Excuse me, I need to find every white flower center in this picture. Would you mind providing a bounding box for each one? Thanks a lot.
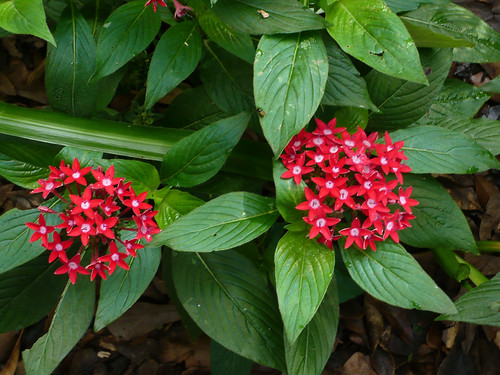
[100,224,107,231]
[332,166,339,173]
[102,178,112,186]
[400,196,407,205]
[111,253,119,261]
[340,189,348,200]
[141,226,148,234]
[330,146,339,154]
[313,137,323,146]
[315,155,324,163]
[363,140,371,148]
[293,141,301,148]
[68,219,74,226]
[117,188,123,195]
[324,129,332,135]
[39,226,47,234]
[69,262,78,270]
[55,243,63,251]
[105,206,110,212]
[292,166,302,175]
[387,145,394,151]
[367,199,377,209]
[352,155,361,164]
[310,199,320,209]
[363,165,371,174]
[351,228,360,236]
[72,171,81,179]
[46,182,54,190]
[380,157,388,165]
[81,224,91,233]
[345,140,355,147]
[316,218,326,228]
[81,201,90,210]
[386,222,394,231]
[132,200,140,208]
[325,181,334,189]
[364,181,372,189]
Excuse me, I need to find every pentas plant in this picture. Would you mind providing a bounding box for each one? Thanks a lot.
[281,118,419,251]
[25,158,160,284]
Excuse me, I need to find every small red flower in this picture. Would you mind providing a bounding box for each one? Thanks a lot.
[145,0,167,12]
[339,218,373,249]
[95,214,118,239]
[123,190,152,216]
[68,215,96,246]
[92,165,122,195]
[281,154,314,185]
[60,158,92,186]
[54,255,90,284]
[296,187,332,220]
[26,214,55,245]
[303,216,341,240]
[46,232,72,263]
[31,179,62,199]
[70,187,103,218]
[99,241,129,275]
[87,260,109,281]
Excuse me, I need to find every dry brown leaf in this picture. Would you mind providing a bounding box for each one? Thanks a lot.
[339,352,377,375]
[442,323,460,349]
[479,192,500,240]
[0,331,21,375]
[364,295,385,352]
[475,175,499,209]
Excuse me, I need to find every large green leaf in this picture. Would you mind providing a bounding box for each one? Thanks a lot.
[383,0,449,13]
[366,48,451,130]
[401,3,500,63]
[97,159,160,194]
[0,206,62,274]
[273,160,306,224]
[150,192,279,251]
[341,241,457,314]
[161,112,250,187]
[210,340,253,375]
[197,8,255,64]
[94,0,160,80]
[275,231,335,344]
[399,174,477,252]
[438,273,500,326]
[154,188,205,228]
[254,32,328,156]
[0,153,48,189]
[325,0,427,84]
[0,255,66,333]
[389,125,500,173]
[200,44,254,114]
[94,245,161,331]
[335,107,369,133]
[435,117,500,155]
[416,79,491,125]
[0,0,55,45]
[23,277,95,375]
[144,21,202,110]
[173,250,286,371]
[160,86,229,130]
[284,280,338,375]
[322,38,377,110]
[208,0,326,35]
[46,6,100,116]
[55,146,103,168]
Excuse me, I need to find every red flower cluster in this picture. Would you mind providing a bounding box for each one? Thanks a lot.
[145,0,192,19]
[281,119,418,251]
[26,159,160,284]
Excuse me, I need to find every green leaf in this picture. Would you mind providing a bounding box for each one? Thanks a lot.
[94,246,161,331]
[208,0,326,35]
[389,125,500,173]
[325,0,427,84]
[210,340,253,375]
[46,6,100,116]
[284,280,338,375]
[173,250,286,371]
[322,38,377,110]
[416,79,491,125]
[435,117,500,155]
[254,32,328,156]
[481,75,500,93]
[335,107,368,133]
[0,0,55,45]
[0,153,49,189]
[0,255,66,333]
[438,273,500,326]
[399,174,477,252]
[366,48,452,130]
[55,146,103,168]
[384,0,452,14]
[94,0,161,80]
[150,192,279,251]
[0,207,62,274]
[275,231,335,344]
[334,253,363,303]
[23,277,95,375]
[144,21,201,110]
[161,112,249,187]
[98,159,160,194]
[273,160,306,224]
[401,3,500,63]
[155,189,205,228]
[0,134,60,167]
[200,44,254,114]
[160,86,229,130]
[198,10,255,64]
[341,241,457,314]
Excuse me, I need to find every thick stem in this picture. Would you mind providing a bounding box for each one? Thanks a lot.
[476,240,500,253]
[454,254,489,286]
[431,248,489,286]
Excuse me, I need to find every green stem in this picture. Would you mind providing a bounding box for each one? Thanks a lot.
[454,254,489,286]
[0,102,272,181]
[476,240,500,253]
